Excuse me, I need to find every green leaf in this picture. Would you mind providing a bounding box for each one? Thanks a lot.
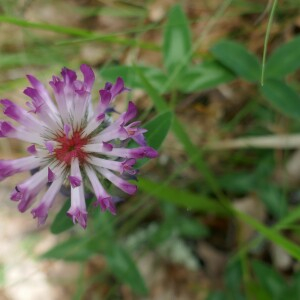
[135,111,172,168]
[220,156,274,194]
[105,245,148,295]
[163,5,192,76]
[246,281,271,300]
[177,217,209,238]
[138,69,223,197]
[50,199,74,234]
[266,36,300,78]
[179,61,235,93]
[138,178,229,215]
[286,272,300,300]
[236,211,300,260]
[206,291,227,300]
[157,203,209,240]
[99,65,167,94]
[41,237,93,261]
[137,69,168,112]
[219,172,257,193]
[225,259,243,293]
[252,260,286,299]
[211,40,261,82]
[149,221,175,246]
[261,79,300,120]
[276,205,300,231]
[258,185,287,219]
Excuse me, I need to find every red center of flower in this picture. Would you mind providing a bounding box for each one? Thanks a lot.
[54,131,89,165]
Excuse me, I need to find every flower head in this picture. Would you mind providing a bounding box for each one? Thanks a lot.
[0,65,158,228]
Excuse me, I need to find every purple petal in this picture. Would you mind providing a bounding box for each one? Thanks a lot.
[16,191,36,213]
[23,87,42,104]
[119,182,137,195]
[31,203,48,226]
[1,99,18,119]
[96,113,105,122]
[49,76,65,93]
[102,142,113,151]
[0,160,15,181]
[73,80,85,92]
[121,158,137,175]
[45,141,54,154]
[111,77,126,99]
[123,101,137,123]
[64,124,71,138]
[26,75,41,88]
[67,207,87,229]
[48,167,55,182]
[132,133,147,146]
[0,121,15,137]
[94,196,116,215]
[0,156,42,181]
[61,67,77,84]
[69,176,82,188]
[99,89,112,106]
[104,82,112,90]
[23,88,46,114]
[26,101,37,113]
[144,147,158,158]
[27,144,37,155]
[10,188,22,201]
[80,64,95,91]
[130,146,158,158]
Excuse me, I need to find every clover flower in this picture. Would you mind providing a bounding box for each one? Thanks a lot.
[0,65,158,228]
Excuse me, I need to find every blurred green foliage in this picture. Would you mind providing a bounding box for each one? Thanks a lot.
[0,1,300,299]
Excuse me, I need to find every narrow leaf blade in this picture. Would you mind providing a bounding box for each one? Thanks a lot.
[138,178,229,215]
[236,211,300,260]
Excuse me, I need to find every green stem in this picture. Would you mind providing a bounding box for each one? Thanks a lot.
[261,0,278,86]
